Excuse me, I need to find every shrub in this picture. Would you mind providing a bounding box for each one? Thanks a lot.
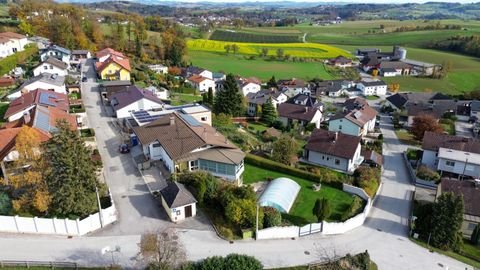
[0,192,12,215]
[341,196,364,221]
[263,206,282,228]
[406,148,419,160]
[416,165,440,182]
[354,167,381,197]
[193,254,262,270]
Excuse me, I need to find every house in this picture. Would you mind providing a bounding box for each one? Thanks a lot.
[405,101,456,127]
[145,86,169,100]
[132,112,245,184]
[183,66,213,80]
[381,68,398,77]
[385,92,451,112]
[99,80,132,101]
[246,89,288,117]
[4,89,69,122]
[0,32,28,58]
[361,150,383,168]
[96,47,126,63]
[287,93,323,110]
[148,64,168,75]
[110,86,164,118]
[212,72,226,82]
[356,80,388,96]
[278,78,310,97]
[470,100,480,120]
[400,58,437,76]
[312,80,355,97]
[437,179,480,238]
[95,55,131,81]
[304,129,363,173]
[160,181,197,222]
[7,73,66,100]
[379,61,411,76]
[186,75,215,93]
[278,103,323,129]
[70,50,91,67]
[33,57,68,77]
[328,56,353,68]
[129,104,212,127]
[11,105,77,134]
[329,98,377,137]
[39,45,71,66]
[237,77,261,97]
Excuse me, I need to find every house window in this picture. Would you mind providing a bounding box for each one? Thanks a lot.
[446,160,455,167]
[468,223,477,230]
[49,65,53,69]
[152,142,161,148]
[190,160,199,171]
[43,65,48,70]
[322,156,325,160]
[201,116,208,121]
[335,159,340,165]
[326,157,330,161]
[176,210,181,216]
[339,125,342,130]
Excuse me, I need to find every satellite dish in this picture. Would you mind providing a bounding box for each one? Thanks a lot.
[101,246,111,255]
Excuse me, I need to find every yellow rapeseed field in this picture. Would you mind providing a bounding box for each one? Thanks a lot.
[187,39,351,59]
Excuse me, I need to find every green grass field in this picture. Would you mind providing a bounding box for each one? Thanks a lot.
[187,51,334,80]
[243,164,356,225]
[0,4,8,17]
[170,93,202,106]
[210,29,301,43]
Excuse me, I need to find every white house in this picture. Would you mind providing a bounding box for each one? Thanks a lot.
[33,57,68,76]
[381,68,399,77]
[328,99,377,137]
[238,77,261,97]
[356,80,387,96]
[304,129,363,174]
[70,50,91,67]
[145,86,169,100]
[0,32,28,58]
[246,89,288,117]
[278,79,310,98]
[110,86,165,118]
[39,45,71,66]
[184,66,213,80]
[129,104,212,127]
[132,112,246,184]
[160,182,197,222]
[7,73,66,100]
[148,64,168,75]
[186,75,216,93]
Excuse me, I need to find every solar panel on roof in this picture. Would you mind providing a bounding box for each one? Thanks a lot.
[179,113,201,127]
[39,93,57,106]
[34,109,51,132]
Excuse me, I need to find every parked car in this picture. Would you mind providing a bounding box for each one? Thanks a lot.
[82,76,87,82]
[119,144,130,154]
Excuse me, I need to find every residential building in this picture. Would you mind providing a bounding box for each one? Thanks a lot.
[328,56,353,68]
[0,32,28,58]
[437,179,480,238]
[110,86,164,118]
[148,64,168,75]
[160,182,197,222]
[278,103,323,129]
[385,92,451,111]
[145,86,169,100]
[95,55,131,81]
[379,61,412,76]
[7,73,66,100]
[470,100,480,120]
[212,72,226,82]
[96,47,126,63]
[4,89,69,122]
[237,77,261,97]
[183,66,213,80]
[421,132,480,179]
[304,129,363,173]
[405,100,456,127]
[312,80,355,97]
[381,68,398,77]
[39,45,71,66]
[33,57,68,76]
[132,112,245,184]
[329,97,377,137]
[70,50,91,67]
[186,75,215,93]
[129,104,212,127]
[287,93,323,110]
[99,80,132,101]
[246,89,288,117]
[278,78,310,97]
[356,80,388,96]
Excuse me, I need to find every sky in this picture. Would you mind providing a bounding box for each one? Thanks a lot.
[178,0,477,3]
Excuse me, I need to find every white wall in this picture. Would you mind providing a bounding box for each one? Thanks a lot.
[241,83,261,97]
[161,198,197,223]
[8,82,67,100]
[306,150,350,173]
[256,226,299,240]
[190,111,212,126]
[7,105,36,122]
[421,150,437,169]
[115,98,164,118]
[199,70,213,80]
[329,118,361,137]
[33,64,67,77]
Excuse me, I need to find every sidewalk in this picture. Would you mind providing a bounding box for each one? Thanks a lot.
[139,162,168,193]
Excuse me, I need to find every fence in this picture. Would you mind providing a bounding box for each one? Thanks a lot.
[256,184,375,239]
[0,260,78,268]
[402,152,437,189]
[0,192,117,236]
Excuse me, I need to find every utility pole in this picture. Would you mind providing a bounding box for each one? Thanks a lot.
[96,185,104,227]
[255,204,259,240]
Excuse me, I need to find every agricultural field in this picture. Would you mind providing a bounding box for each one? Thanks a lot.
[187,51,335,81]
[0,4,8,17]
[209,29,301,43]
[187,39,350,59]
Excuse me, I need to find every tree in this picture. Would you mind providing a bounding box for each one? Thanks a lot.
[213,74,244,116]
[44,120,103,218]
[266,76,277,89]
[271,135,298,165]
[138,230,186,270]
[8,126,51,214]
[207,87,214,106]
[231,44,239,54]
[224,44,231,54]
[371,69,379,77]
[276,48,284,59]
[225,198,258,228]
[260,48,269,57]
[410,114,444,141]
[212,113,233,127]
[430,192,464,251]
[313,198,331,222]
[261,98,277,126]
[263,207,282,228]
[471,224,480,246]
[161,27,186,66]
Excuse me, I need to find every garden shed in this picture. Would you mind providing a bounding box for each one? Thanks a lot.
[258,177,300,213]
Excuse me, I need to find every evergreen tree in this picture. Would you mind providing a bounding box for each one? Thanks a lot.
[214,74,244,116]
[430,192,464,251]
[313,198,331,222]
[471,224,480,246]
[267,76,277,89]
[44,120,102,218]
[261,97,277,126]
[207,87,214,105]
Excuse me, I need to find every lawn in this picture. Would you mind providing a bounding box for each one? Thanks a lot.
[0,4,8,17]
[366,95,379,100]
[441,123,455,135]
[0,102,9,123]
[394,129,419,146]
[187,51,335,81]
[246,121,269,133]
[243,164,357,225]
[170,93,202,106]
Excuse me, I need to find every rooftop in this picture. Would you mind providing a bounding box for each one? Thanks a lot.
[440,179,480,217]
[160,182,197,208]
[422,131,480,154]
[111,86,163,110]
[305,128,361,160]
[4,89,69,119]
[277,103,320,122]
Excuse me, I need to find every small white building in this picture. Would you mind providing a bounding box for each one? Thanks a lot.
[148,64,168,75]
[7,73,66,100]
[110,86,165,118]
[160,182,197,222]
[39,45,71,66]
[239,81,261,97]
[0,32,28,58]
[184,66,213,80]
[356,80,387,96]
[145,86,169,100]
[33,57,68,77]
[186,75,216,93]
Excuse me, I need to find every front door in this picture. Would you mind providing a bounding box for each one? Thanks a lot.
[185,205,192,218]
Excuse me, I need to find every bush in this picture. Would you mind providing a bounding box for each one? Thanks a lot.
[341,196,364,221]
[0,192,12,215]
[406,148,419,160]
[80,128,95,138]
[354,167,381,197]
[193,254,262,270]
[416,165,440,182]
[263,206,282,228]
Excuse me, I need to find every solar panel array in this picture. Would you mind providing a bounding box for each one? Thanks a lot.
[132,110,164,124]
[179,113,201,127]
[34,109,51,132]
[39,93,57,107]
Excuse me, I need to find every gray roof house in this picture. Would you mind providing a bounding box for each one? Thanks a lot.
[160,181,197,222]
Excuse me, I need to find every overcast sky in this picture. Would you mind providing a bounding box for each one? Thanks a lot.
[180,0,477,3]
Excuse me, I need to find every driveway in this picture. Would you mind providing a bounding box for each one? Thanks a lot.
[455,120,473,138]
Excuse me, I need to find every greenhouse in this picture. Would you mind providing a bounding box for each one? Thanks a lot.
[258,177,301,213]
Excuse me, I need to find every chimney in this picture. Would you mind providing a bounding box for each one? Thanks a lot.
[169,116,175,126]
[305,107,308,113]
[23,112,31,124]
[334,132,338,142]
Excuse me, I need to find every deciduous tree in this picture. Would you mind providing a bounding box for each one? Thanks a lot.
[410,114,443,141]
[272,135,298,165]
[138,230,186,270]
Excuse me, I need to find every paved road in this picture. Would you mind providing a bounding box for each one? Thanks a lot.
[455,120,473,138]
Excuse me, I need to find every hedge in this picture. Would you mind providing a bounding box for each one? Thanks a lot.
[244,153,344,189]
